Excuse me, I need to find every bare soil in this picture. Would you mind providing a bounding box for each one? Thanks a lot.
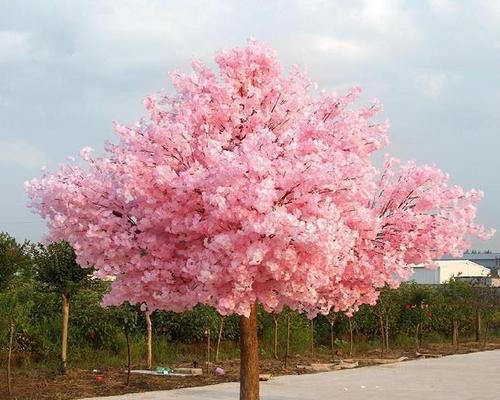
[1,341,499,400]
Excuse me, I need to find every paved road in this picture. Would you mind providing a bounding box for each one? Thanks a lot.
[84,350,500,400]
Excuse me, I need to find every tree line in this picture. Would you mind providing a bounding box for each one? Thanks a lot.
[1,231,500,392]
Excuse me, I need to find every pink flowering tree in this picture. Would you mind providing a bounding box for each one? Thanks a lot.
[26,40,492,399]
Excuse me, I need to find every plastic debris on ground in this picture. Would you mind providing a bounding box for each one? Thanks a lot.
[130,367,203,377]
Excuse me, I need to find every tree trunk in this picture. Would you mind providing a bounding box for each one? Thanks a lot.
[7,320,14,398]
[239,303,259,400]
[475,308,481,343]
[482,321,490,348]
[328,314,337,360]
[125,330,131,386]
[272,314,278,360]
[206,327,211,373]
[384,314,389,350]
[310,319,314,355]
[348,318,354,357]
[285,313,291,369]
[379,315,385,353]
[145,312,153,370]
[61,293,70,373]
[415,323,421,351]
[216,316,225,362]
[452,320,459,350]
[330,321,335,360]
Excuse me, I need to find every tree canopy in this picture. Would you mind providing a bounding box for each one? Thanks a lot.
[25,40,492,318]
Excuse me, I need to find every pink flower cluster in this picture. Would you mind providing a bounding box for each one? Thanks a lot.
[25,40,493,317]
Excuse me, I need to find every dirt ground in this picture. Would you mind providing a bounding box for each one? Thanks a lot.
[2,341,500,400]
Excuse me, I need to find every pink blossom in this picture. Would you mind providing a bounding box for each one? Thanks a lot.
[25,40,493,318]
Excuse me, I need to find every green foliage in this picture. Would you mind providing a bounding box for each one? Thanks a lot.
[439,278,474,323]
[151,305,240,343]
[69,283,123,351]
[33,241,93,298]
[112,302,139,336]
[1,229,500,370]
[0,273,36,359]
[0,232,30,291]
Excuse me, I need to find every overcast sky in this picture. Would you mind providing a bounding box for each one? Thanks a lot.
[1,0,499,250]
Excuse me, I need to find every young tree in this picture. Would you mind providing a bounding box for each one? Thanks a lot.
[284,308,292,369]
[0,232,27,291]
[113,303,138,386]
[326,311,339,359]
[0,232,31,398]
[26,40,491,399]
[215,315,225,362]
[400,283,433,350]
[439,279,474,350]
[474,287,500,346]
[372,285,399,352]
[271,312,279,360]
[33,241,93,372]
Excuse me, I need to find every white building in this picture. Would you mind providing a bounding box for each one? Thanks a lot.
[440,253,500,270]
[409,260,490,285]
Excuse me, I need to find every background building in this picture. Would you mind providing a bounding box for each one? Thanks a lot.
[410,260,491,285]
[440,253,500,270]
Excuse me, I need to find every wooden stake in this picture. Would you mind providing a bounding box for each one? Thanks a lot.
[145,312,153,370]
[215,316,225,362]
[272,314,279,360]
[310,319,314,355]
[348,318,353,357]
[126,330,131,386]
[207,327,211,373]
[7,320,14,398]
[475,308,481,343]
[61,293,70,373]
[328,313,337,361]
[285,313,291,369]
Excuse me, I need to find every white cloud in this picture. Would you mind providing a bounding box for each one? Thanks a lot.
[415,71,463,99]
[480,0,500,18]
[0,140,47,169]
[429,0,459,15]
[358,0,420,39]
[313,36,368,59]
[0,30,33,64]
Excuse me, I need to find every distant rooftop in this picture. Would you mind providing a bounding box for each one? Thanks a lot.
[440,253,500,261]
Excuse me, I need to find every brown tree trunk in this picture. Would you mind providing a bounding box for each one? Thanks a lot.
[272,314,279,360]
[475,308,481,343]
[310,319,314,355]
[348,318,354,357]
[145,312,153,369]
[379,315,385,353]
[7,320,14,398]
[330,322,335,360]
[483,321,490,348]
[125,330,131,386]
[216,316,225,362]
[452,320,459,350]
[239,303,259,400]
[207,328,211,374]
[384,314,389,350]
[328,314,337,360]
[61,293,70,373]
[285,313,291,368]
[415,323,421,351]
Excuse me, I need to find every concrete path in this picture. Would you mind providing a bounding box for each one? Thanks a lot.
[84,350,500,400]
